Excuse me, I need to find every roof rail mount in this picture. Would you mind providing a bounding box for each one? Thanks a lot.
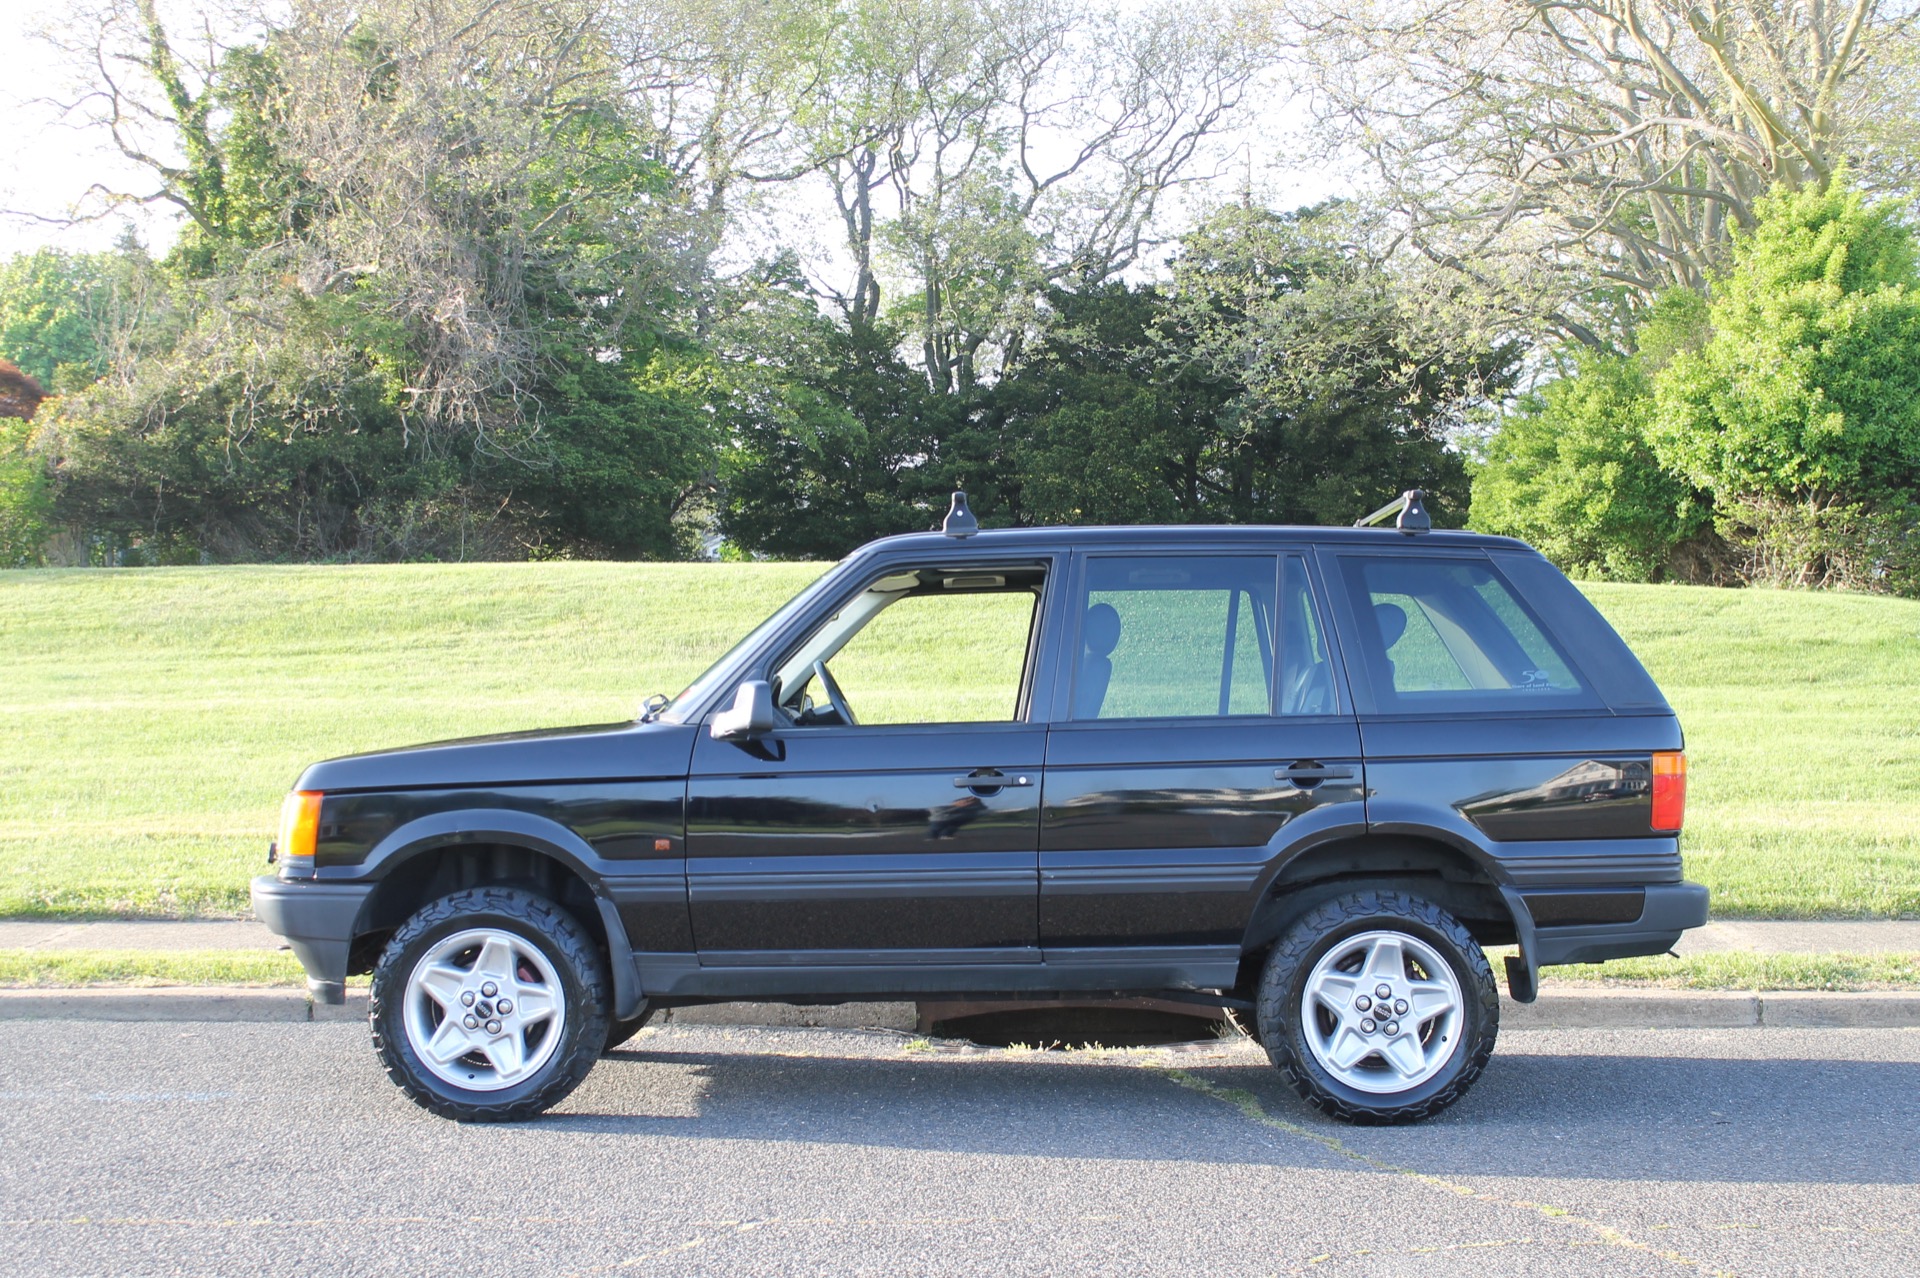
[1355,488,1432,534]
[942,490,980,538]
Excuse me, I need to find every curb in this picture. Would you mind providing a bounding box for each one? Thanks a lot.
[0,987,1916,1029]
[1506,988,1920,1029]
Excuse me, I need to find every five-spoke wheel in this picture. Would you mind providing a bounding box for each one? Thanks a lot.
[1298,929,1463,1093]
[1256,889,1499,1124]
[370,887,609,1122]
[402,927,566,1090]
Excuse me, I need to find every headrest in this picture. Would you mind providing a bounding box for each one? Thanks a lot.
[1083,603,1122,657]
[1374,602,1408,650]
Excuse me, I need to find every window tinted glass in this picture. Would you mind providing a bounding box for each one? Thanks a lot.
[1340,555,1592,710]
[827,590,1037,724]
[1073,556,1277,719]
[1277,556,1338,715]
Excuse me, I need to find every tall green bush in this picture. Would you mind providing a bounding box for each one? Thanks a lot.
[1650,179,1920,588]
[1470,349,1710,580]
[0,414,53,566]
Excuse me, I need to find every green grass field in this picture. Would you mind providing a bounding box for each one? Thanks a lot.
[1,564,1916,919]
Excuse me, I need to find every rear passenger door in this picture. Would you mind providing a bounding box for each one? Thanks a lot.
[1038,551,1366,965]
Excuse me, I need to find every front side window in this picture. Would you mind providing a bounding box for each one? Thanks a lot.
[772,564,1046,726]
[1070,556,1281,720]
[1338,555,1594,711]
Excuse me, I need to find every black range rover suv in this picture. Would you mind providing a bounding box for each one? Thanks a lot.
[254,492,1708,1124]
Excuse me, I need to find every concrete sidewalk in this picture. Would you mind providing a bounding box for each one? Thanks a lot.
[6,917,1920,954]
[2,915,1917,1029]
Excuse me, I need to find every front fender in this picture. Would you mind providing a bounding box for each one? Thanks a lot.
[350,808,648,1020]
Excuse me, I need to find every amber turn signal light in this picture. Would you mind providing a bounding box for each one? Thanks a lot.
[1650,752,1686,833]
[277,790,324,865]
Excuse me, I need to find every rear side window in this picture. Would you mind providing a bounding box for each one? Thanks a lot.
[1338,555,1597,712]
[1072,556,1277,719]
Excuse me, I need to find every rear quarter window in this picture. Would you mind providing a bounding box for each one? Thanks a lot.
[1336,554,1600,714]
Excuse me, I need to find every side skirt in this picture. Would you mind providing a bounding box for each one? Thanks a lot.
[631,946,1242,1002]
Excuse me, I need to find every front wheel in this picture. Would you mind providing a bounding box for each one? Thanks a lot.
[604,1006,655,1054]
[370,887,610,1122]
[1256,889,1498,1124]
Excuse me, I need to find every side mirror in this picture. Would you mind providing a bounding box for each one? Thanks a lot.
[710,680,777,740]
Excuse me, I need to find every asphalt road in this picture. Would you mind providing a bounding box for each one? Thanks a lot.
[0,1020,1914,1277]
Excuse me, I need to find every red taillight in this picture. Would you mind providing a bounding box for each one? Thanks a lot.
[1651,752,1686,832]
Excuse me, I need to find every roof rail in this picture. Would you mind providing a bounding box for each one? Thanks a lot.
[1354,488,1431,534]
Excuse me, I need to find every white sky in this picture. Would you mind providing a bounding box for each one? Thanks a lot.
[0,1,1359,272]
[0,5,173,257]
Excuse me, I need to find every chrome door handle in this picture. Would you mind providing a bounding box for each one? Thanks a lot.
[954,771,1033,788]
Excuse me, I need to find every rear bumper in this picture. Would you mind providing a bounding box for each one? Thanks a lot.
[1530,881,1711,967]
[251,875,375,1005]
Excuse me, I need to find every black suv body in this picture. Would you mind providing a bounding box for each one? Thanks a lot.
[254,507,1708,1123]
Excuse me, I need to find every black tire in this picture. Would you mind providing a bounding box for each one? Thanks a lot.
[1255,889,1498,1124]
[370,886,610,1122]
[604,1006,655,1054]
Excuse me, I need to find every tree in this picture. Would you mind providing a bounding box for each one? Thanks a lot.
[0,359,54,565]
[0,251,111,388]
[1470,346,1712,581]
[976,206,1518,530]
[1649,178,1920,587]
[712,273,965,557]
[1280,0,1920,346]
[614,0,1273,393]
[23,0,719,561]
[1161,203,1519,525]
[985,281,1233,525]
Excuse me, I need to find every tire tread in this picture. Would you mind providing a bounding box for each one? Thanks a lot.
[369,886,610,1122]
[1256,889,1499,1125]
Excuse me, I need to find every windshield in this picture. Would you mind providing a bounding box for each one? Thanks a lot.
[658,560,849,723]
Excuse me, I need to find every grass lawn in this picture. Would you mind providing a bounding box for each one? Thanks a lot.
[1,564,1916,919]
[0,948,310,987]
[1584,583,1920,918]
[1542,951,1920,990]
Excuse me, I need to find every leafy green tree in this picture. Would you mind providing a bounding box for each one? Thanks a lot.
[982,282,1230,526]
[1160,204,1519,526]
[0,251,110,388]
[0,359,54,565]
[975,206,1519,531]
[1649,179,1920,587]
[718,319,964,558]
[495,348,715,559]
[1470,350,1710,580]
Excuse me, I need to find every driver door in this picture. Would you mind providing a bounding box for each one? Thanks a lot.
[686,556,1060,968]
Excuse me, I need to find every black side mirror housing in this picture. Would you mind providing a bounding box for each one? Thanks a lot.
[710,680,777,740]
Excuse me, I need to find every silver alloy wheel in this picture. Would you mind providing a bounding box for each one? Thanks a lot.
[1299,929,1464,1094]
[402,927,566,1092]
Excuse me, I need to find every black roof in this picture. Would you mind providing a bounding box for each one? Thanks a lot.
[855,524,1534,557]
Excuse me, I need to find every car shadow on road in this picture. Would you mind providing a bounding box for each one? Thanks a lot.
[551,1043,1355,1170]
[548,1037,1920,1186]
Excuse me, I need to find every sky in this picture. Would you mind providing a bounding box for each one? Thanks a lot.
[0,5,173,258]
[0,0,1359,271]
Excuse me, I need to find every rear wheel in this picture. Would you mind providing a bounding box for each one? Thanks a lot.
[1256,889,1498,1124]
[370,886,609,1122]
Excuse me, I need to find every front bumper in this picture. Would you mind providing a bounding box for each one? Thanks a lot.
[251,875,375,1004]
